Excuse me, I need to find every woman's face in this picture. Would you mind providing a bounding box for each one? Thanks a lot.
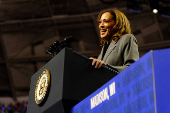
[98,12,115,40]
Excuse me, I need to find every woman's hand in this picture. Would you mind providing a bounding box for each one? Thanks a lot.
[89,57,105,68]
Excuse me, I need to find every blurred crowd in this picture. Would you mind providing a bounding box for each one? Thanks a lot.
[0,101,27,113]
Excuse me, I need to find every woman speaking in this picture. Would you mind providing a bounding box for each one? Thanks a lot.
[89,9,139,72]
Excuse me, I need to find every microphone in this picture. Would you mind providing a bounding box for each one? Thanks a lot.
[46,36,74,57]
[60,36,74,47]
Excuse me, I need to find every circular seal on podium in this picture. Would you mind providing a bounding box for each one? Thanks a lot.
[35,69,51,105]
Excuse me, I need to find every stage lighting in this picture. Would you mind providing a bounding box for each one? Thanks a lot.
[150,0,159,14]
[2,107,5,110]
[153,9,158,14]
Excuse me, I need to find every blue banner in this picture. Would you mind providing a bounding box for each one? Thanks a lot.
[71,51,156,113]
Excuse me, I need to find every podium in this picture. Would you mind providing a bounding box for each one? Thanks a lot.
[27,48,118,113]
[71,48,170,113]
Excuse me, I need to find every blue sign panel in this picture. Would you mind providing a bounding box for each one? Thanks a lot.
[152,49,170,113]
[71,51,156,113]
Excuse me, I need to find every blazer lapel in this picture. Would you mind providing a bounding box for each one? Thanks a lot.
[98,46,104,60]
[103,41,116,62]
